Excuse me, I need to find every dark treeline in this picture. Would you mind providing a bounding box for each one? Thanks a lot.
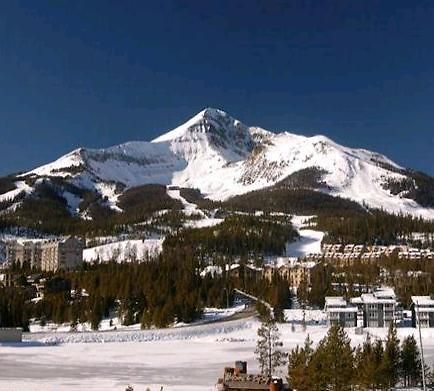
[164,214,298,257]
[222,188,434,246]
[0,182,184,236]
[0,254,295,330]
[223,188,365,216]
[0,249,229,330]
[288,324,430,390]
[317,209,434,245]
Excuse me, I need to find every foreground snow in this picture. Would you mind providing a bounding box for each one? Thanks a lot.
[2,315,434,390]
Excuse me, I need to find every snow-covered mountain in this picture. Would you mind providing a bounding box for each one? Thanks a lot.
[2,107,434,219]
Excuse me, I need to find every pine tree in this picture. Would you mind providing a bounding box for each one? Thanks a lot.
[401,335,422,387]
[255,314,286,377]
[354,334,377,390]
[287,335,313,391]
[382,322,401,388]
[372,338,386,389]
[310,325,354,391]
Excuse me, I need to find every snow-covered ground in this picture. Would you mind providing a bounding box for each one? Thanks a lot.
[0,181,33,203]
[166,188,206,218]
[29,305,246,334]
[166,187,223,228]
[284,215,324,258]
[83,238,164,263]
[1,317,434,391]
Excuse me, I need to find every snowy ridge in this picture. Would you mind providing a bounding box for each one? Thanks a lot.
[4,107,434,219]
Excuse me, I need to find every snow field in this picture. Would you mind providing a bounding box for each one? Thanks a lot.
[1,316,434,391]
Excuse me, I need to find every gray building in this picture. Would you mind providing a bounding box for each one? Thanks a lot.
[324,296,358,327]
[350,287,398,328]
[0,328,22,343]
[411,296,434,328]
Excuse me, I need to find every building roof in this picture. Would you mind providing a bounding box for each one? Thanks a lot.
[325,296,358,312]
[411,296,434,307]
[373,287,396,298]
[325,296,347,307]
[327,307,358,313]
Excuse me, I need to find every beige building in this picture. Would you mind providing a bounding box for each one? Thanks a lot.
[40,237,84,272]
[6,237,83,272]
[263,258,317,290]
[6,240,42,269]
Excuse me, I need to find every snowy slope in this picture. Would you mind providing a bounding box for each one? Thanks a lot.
[4,107,434,219]
[83,238,164,263]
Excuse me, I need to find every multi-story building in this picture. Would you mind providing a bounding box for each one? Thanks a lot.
[6,240,42,269]
[263,258,317,290]
[411,296,434,328]
[5,237,83,272]
[350,287,398,328]
[324,296,358,327]
[40,237,84,272]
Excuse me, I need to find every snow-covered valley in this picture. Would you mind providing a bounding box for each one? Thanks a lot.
[1,316,434,391]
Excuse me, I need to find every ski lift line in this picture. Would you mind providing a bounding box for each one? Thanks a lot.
[233,288,273,311]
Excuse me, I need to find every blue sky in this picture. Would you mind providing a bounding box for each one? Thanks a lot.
[0,0,433,175]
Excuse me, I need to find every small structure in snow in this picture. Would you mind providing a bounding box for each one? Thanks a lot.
[215,361,290,391]
[0,328,22,343]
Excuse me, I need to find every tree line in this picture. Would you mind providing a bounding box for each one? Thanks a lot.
[164,214,298,257]
[287,323,430,390]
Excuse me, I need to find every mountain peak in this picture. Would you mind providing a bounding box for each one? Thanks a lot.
[151,107,252,154]
[10,108,434,220]
[197,107,229,119]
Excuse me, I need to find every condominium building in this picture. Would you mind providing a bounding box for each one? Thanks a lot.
[324,296,358,327]
[5,237,83,272]
[40,237,84,272]
[263,258,317,290]
[5,240,42,269]
[350,287,398,328]
[411,296,434,328]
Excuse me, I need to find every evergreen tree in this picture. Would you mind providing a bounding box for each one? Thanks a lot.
[255,314,286,377]
[382,322,401,388]
[354,334,377,390]
[310,325,354,391]
[372,338,386,389]
[401,335,422,387]
[287,335,313,391]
